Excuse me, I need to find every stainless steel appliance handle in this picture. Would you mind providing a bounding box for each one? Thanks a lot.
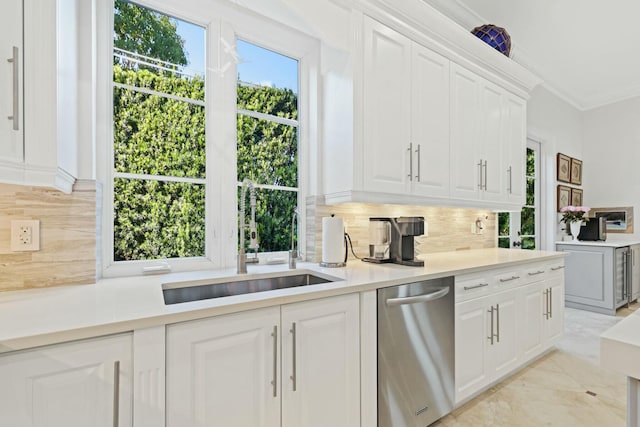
[408,143,413,181]
[463,283,489,291]
[7,46,19,130]
[507,166,512,194]
[415,144,421,182]
[543,289,549,319]
[495,304,500,343]
[487,306,494,345]
[290,322,297,391]
[113,360,120,427]
[271,325,278,397]
[528,270,545,276]
[499,275,520,283]
[477,159,483,189]
[385,287,450,306]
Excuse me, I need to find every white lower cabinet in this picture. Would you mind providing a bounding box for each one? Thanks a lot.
[166,293,360,427]
[454,260,565,404]
[0,334,133,427]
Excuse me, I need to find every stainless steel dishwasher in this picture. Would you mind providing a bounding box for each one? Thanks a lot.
[377,277,454,427]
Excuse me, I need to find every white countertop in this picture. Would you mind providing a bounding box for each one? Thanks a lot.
[556,239,640,248]
[601,310,640,379]
[0,248,564,353]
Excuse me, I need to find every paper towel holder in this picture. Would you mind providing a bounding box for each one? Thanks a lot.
[320,214,347,268]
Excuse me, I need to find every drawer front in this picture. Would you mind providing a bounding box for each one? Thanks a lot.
[455,274,493,302]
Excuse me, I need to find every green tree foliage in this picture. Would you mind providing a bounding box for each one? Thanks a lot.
[113,66,206,261]
[114,0,187,67]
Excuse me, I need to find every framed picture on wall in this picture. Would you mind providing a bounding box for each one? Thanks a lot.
[557,185,571,212]
[570,188,583,206]
[590,207,635,233]
[570,158,583,185]
[557,153,571,183]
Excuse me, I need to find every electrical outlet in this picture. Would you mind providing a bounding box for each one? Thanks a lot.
[11,220,40,251]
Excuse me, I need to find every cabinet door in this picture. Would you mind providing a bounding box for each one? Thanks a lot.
[166,307,281,427]
[0,0,23,162]
[362,16,411,194]
[0,334,132,427]
[486,289,519,379]
[281,294,360,427]
[478,81,504,201]
[454,296,489,403]
[544,276,565,345]
[410,43,450,198]
[450,64,480,201]
[520,282,544,361]
[504,94,526,204]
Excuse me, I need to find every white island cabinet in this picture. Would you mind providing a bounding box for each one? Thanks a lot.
[0,334,132,427]
[166,293,360,427]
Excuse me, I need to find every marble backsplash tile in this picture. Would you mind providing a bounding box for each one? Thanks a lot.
[306,197,497,262]
[0,181,97,291]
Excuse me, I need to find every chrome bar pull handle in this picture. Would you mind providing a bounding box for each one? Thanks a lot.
[113,360,120,427]
[549,287,553,318]
[463,283,489,291]
[543,289,549,319]
[290,322,297,391]
[477,159,483,189]
[487,306,494,345]
[495,304,500,343]
[415,144,421,181]
[7,46,19,130]
[551,265,565,271]
[483,160,488,190]
[528,270,545,276]
[507,166,513,194]
[271,325,278,397]
[407,143,413,181]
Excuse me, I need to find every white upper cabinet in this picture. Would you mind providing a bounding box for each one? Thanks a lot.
[362,17,412,195]
[325,10,532,210]
[0,0,23,164]
[0,0,78,193]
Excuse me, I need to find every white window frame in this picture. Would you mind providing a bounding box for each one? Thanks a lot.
[96,0,319,277]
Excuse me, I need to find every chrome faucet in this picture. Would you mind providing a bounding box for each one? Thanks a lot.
[289,208,299,269]
[238,178,260,274]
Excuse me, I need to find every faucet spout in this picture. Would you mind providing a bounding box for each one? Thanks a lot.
[238,178,259,274]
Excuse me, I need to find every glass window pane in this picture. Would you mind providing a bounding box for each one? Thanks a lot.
[526,147,535,176]
[498,238,510,248]
[237,114,298,187]
[522,237,535,250]
[498,212,510,237]
[526,177,535,206]
[237,40,299,94]
[114,84,205,178]
[114,179,205,261]
[521,207,535,236]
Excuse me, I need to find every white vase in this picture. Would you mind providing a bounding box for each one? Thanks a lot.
[570,221,582,240]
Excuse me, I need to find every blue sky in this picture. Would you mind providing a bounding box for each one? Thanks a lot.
[175,21,298,92]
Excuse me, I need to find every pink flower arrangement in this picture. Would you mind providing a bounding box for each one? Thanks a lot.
[560,206,590,223]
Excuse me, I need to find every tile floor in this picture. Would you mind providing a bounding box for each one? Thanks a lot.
[437,302,640,426]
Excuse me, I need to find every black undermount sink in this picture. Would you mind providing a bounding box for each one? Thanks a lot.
[162,271,337,305]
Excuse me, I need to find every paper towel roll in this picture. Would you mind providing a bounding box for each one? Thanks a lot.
[322,216,345,265]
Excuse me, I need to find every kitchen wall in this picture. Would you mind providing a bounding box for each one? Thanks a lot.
[527,86,585,246]
[582,96,640,239]
[0,182,97,291]
[306,197,496,262]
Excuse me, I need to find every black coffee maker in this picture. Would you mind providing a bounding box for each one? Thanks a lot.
[389,216,424,267]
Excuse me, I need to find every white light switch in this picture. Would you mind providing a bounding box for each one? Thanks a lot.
[11,220,40,251]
